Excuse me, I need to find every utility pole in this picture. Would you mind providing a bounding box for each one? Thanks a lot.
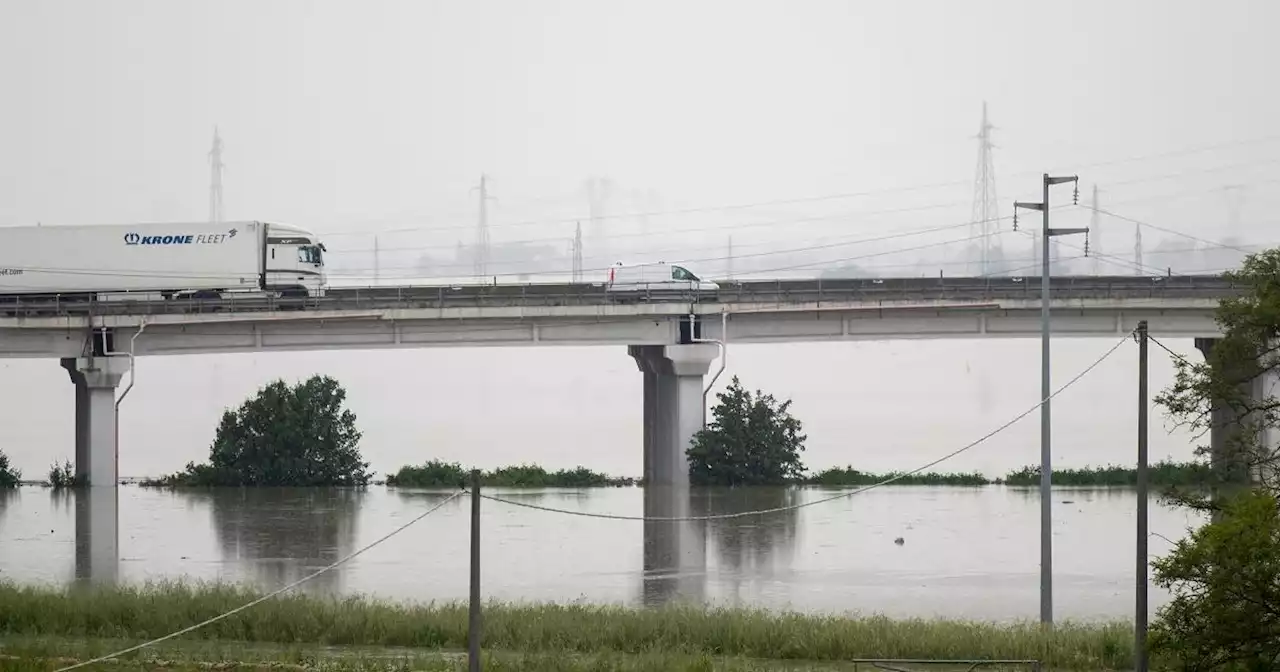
[208,126,224,224]
[373,235,381,286]
[571,222,584,284]
[473,175,495,281]
[1135,320,1150,672]
[1090,185,1102,276]
[1014,173,1088,627]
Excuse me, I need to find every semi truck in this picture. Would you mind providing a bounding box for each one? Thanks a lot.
[0,220,328,301]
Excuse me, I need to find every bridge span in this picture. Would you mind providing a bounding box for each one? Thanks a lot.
[0,274,1240,504]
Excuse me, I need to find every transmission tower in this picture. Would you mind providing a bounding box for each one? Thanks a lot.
[472,174,494,280]
[1089,185,1102,275]
[727,236,734,280]
[585,177,613,264]
[1133,221,1144,276]
[969,102,1000,275]
[571,221,584,283]
[208,126,224,224]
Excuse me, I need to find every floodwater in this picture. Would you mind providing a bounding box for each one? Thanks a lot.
[0,484,1203,623]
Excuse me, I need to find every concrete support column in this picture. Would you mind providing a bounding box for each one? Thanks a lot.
[1194,338,1280,487]
[61,356,128,586]
[629,344,718,488]
[60,356,129,487]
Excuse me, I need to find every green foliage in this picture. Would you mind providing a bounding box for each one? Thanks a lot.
[0,580,1134,669]
[0,450,19,488]
[387,460,636,487]
[1150,490,1280,670]
[1154,250,1280,510]
[156,375,370,487]
[806,466,990,486]
[687,376,807,486]
[1146,249,1280,670]
[47,459,83,488]
[1001,461,1214,487]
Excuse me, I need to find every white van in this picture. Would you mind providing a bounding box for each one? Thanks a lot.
[605,261,720,293]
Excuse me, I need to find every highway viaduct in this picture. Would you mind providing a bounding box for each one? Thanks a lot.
[0,274,1241,492]
[1,274,1257,583]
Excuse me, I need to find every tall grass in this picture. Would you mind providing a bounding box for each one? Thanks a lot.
[806,467,990,486]
[387,460,636,488]
[47,459,85,488]
[1002,460,1213,487]
[0,581,1132,669]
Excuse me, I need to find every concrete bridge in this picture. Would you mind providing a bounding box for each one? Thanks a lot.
[0,274,1240,497]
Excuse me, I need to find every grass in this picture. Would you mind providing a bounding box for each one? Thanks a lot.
[806,461,1211,488]
[386,460,637,488]
[47,459,86,488]
[805,467,990,486]
[0,581,1134,670]
[1001,460,1214,487]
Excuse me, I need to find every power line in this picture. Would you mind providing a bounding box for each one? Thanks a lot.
[479,329,1136,522]
[314,134,1280,238]
[52,490,466,672]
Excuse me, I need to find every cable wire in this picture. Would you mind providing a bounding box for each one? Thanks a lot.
[52,489,466,672]
[479,330,1136,522]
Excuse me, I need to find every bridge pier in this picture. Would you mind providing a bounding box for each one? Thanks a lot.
[629,344,719,488]
[1193,338,1279,489]
[60,356,129,487]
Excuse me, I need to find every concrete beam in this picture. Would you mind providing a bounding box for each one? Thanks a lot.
[0,306,1220,359]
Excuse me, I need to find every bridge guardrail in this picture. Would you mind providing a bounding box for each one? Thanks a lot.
[0,275,1241,319]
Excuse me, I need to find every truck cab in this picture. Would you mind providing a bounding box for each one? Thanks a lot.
[264,222,328,298]
[605,261,720,293]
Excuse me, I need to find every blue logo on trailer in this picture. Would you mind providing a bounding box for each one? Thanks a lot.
[124,229,238,246]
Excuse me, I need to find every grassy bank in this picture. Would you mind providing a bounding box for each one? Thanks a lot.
[386,460,1211,489]
[806,461,1210,488]
[805,467,990,486]
[1001,460,1213,487]
[386,460,636,487]
[0,581,1132,670]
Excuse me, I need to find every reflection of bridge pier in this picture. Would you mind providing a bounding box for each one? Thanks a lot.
[57,489,119,585]
[641,486,706,607]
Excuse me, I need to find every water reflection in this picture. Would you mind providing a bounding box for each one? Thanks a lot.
[700,487,799,606]
[197,488,362,597]
[641,486,706,606]
[0,484,1209,621]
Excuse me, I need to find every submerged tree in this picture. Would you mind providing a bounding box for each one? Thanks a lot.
[687,376,807,486]
[0,450,19,488]
[162,375,370,487]
[1149,248,1280,669]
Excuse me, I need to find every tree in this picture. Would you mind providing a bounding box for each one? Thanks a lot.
[687,376,807,486]
[1155,249,1280,510]
[0,450,19,488]
[164,375,370,487]
[1150,490,1280,670]
[1150,249,1280,668]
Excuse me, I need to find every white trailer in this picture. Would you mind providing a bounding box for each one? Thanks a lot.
[0,220,328,300]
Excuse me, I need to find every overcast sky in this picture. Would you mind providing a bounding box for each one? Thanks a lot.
[0,0,1277,479]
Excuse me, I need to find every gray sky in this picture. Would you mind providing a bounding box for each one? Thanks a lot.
[0,0,1276,478]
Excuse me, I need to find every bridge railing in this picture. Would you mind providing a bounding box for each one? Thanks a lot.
[0,274,1240,318]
